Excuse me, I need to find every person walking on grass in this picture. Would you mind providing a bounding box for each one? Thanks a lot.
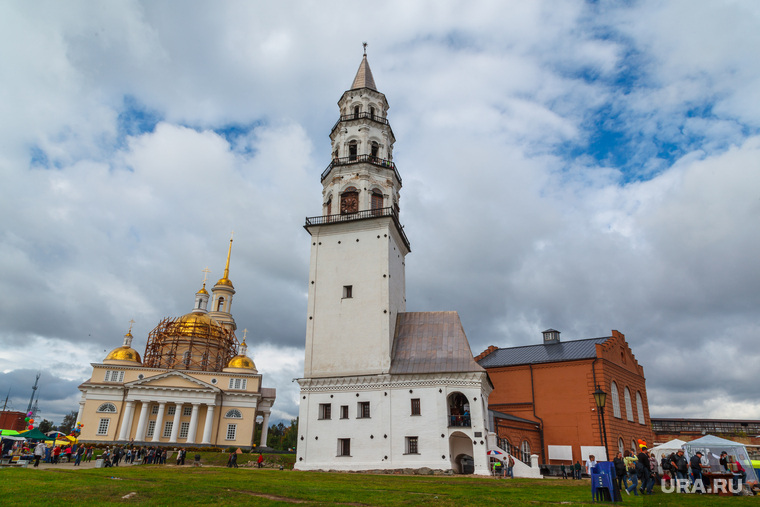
[257,453,264,468]
[33,441,46,468]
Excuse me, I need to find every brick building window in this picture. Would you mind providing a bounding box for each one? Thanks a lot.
[636,392,645,425]
[520,440,531,463]
[610,381,621,418]
[624,388,634,422]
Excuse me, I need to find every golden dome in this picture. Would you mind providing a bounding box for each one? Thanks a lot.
[197,286,208,295]
[104,346,141,363]
[227,355,256,370]
[169,312,223,335]
[215,277,233,288]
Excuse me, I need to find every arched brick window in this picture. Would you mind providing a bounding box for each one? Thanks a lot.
[624,387,633,422]
[340,187,359,214]
[610,381,621,418]
[618,437,625,455]
[636,391,645,425]
[520,440,531,463]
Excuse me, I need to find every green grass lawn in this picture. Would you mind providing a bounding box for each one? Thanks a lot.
[1,464,756,506]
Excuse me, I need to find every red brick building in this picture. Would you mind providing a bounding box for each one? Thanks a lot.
[477,329,654,465]
[0,410,27,432]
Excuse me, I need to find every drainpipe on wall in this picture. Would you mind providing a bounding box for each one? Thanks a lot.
[529,364,545,465]
[591,357,605,459]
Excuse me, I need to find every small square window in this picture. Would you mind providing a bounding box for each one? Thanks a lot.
[338,438,351,456]
[343,285,353,298]
[340,405,349,419]
[167,406,176,416]
[319,403,332,420]
[357,401,370,419]
[406,436,419,454]
[151,405,159,415]
[411,398,421,416]
[183,406,192,417]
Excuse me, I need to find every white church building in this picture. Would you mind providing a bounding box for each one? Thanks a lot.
[294,51,495,475]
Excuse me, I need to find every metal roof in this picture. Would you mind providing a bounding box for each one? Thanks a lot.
[390,311,485,374]
[477,336,610,368]
[351,54,377,91]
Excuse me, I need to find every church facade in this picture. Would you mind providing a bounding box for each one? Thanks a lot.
[77,239,276,448]
[295,52,492,475]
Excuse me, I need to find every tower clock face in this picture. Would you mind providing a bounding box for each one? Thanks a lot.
[341,193,359,213]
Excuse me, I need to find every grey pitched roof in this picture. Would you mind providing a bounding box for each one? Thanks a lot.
[477,336,610,368]
[489,409,540,426]
[390,311,485,374]
[351,54,377,91]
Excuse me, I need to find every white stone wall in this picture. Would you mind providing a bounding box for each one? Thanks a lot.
[304,218,406,378]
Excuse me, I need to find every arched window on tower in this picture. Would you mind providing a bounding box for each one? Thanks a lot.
[340,187,359,214]
[325,198,332,216]
[333,148,339,159]
[370,141,379,160]
[353,105,360,118]
[348,140,357,161]
[371,190,383,215]
[370,106,375,120]
[217,297,224,312]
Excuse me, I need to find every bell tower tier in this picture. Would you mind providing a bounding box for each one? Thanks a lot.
[303,51,410,378]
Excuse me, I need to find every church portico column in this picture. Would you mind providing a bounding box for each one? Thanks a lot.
[259,412,271,448]
[76,400,86,426]
[151,402,166,442]
[169,404,183,443]
[118,401,135,441]
[201,404,215,444]
[186,403,200,444]
[134,401,150,442]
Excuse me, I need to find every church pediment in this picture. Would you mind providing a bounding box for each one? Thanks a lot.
[125,371,220,392]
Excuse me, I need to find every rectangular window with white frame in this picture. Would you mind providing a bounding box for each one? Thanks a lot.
[146,420,156,438]
[163,421,173,438]
[337,438,351,457]
[179,422,190,439]
[167,406,176,416]
[97,418,110,436]
[104,370,124,382]
[319,403,331,420]
[340,405,349,419]
[183,406,192,416]
[357,401,370,419]
[151,405,159,415]
[226,424,237,440]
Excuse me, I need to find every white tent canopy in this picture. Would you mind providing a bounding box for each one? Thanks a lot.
[683,434,758,484]
[650,439,687,474]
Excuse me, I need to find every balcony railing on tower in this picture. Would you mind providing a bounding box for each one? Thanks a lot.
[321,154,402,183]
[304,206,410,251]
[330,112,390,135]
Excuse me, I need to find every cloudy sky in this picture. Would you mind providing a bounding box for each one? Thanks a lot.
[1,1,758,427]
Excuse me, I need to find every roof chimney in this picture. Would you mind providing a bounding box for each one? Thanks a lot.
[542,329,560,344]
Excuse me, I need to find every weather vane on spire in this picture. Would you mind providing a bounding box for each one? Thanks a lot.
[363,42,367,56]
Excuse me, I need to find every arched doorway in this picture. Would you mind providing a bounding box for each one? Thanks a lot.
[449,431,474,474]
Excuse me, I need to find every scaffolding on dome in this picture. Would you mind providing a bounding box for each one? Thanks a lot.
[143,316,239,372]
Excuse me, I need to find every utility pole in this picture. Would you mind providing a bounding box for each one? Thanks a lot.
[26,373,40,414]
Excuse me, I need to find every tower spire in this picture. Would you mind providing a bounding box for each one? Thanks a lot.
[351,45,377,91]
[216,232,234,287]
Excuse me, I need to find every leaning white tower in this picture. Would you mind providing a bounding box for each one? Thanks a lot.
[302,49,410,379]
